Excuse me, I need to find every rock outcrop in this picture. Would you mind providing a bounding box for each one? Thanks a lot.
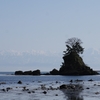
[15,71,23,75]
[32,70,40,75]
[15,51,98,76]
[50,69,59,75]
[15,70,41,75]
[59,51,98,75]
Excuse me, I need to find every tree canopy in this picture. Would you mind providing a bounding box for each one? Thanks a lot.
[64,37,84,55]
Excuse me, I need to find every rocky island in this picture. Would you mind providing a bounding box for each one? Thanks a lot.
[59,51,98,75]
[58,37,98,75]
[15,38,98,76]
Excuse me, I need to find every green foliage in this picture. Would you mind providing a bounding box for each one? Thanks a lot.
[59,38,98,75]
[64,37,84,55]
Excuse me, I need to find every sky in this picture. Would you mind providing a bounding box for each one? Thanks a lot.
[0,0,100,71]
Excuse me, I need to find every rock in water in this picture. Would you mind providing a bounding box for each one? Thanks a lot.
[59,51,98,75]
[17,81,22,84]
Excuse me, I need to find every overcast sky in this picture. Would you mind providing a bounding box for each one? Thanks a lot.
[0,0,100,71]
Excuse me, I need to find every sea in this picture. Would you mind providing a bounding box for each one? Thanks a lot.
[0,71,100,83]
[0,72,100,100]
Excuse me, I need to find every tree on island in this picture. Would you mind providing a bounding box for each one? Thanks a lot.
[15,37,98,76]
[64,37,84,55]
[59,37,98,75]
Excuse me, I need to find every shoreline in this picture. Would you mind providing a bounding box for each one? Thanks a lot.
[0,79,100,100]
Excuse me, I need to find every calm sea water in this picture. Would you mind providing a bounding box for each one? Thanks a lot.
[0,72,100,83]
[0,72,100,100]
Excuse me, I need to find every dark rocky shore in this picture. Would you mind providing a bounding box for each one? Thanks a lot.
[15,70,41,75]
[15,51,98,76]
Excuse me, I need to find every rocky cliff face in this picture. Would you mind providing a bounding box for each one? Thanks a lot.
[59,52,98,75]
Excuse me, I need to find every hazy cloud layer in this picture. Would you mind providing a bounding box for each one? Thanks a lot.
[0,50,62,71]
[0,48,100,71]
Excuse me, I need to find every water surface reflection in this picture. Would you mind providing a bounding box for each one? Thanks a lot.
[60,84,83,100]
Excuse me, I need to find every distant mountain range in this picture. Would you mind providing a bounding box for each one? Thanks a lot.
[0,50,62,71]
[83,48,100,70]
[0,48,100,71]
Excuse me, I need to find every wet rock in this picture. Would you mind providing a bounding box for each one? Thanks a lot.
[88,79,93,82]
[50,69,59,75]
[56,81,58,83]
[28,91,31,94]
[60,84,83,90]
[23,71,32,75]
[32,70,40,75]
[95,92,99,94]
[15,71,23,75]
[60,84,67,89]
[69,80,73,82]
[27,89,29,91]
[49,86,53,89]
[1,89,6,92]
[22,87,28,91]
[23,86,26,90]
[0,82,6,85]
[41,85,46,90]
[15,69,41,75]
[17,81,22,84]
[55,94,58,96]
[6,87,12,91]
[32,91,35,93]
[43,91,47,94]
[86,87,90,89]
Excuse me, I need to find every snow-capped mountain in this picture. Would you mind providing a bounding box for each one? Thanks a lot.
[83,48,100,70]
[0,48,100,71]
[0,50,62,71]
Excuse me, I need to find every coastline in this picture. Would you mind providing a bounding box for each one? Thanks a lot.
[0,74,100,100]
